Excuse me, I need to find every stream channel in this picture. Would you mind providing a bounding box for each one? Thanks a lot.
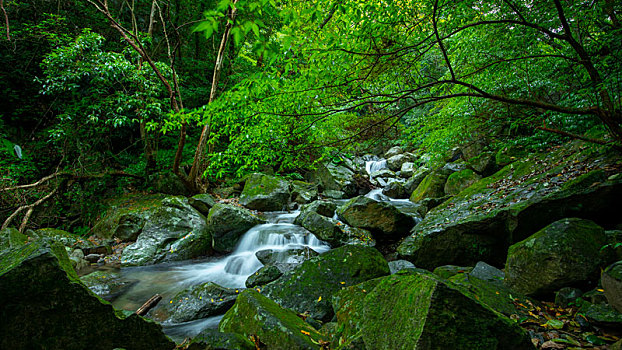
[89,159,419,342]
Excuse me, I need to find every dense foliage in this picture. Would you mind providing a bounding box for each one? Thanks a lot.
[1,0,620,230]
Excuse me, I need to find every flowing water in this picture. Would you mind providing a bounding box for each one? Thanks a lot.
[104,211,330,342]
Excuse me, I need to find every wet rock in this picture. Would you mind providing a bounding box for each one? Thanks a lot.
[0,227,28,251]
[246,265,283,288]
[80,270,137,301]
[602,260,622,312]
[207,203,265,253]
[187,329,255,350]
[495,145,526,168]
[165,282,239,323]
[470,261,505,287]
[84,253,102,263]
[219,289,326,350]
[322,189,345,199]
[306,160,359,198]
[409,170,449,202]
[262,245,389,322]
[150,170,192,196]
[399,162,415,178]
[403,167,431,194]
[291,181,318,204]
[254,247,319,266]
[331,271,534,349]
[388,260,416,274]
[387,153,415,172]
[91,193,166,240]
[0,240,174,349]
[578,301,622,327]
[442,161,468,174]
[188,193,217,215]
[444,169,482,195]
[122,197,212,266]
[336,196,415,241]
[382,181,408,199]
[384,146,403,158]
[35,228,94,249]
[505,218,607,296]
[239,173,291,211]
[397,145,622,269]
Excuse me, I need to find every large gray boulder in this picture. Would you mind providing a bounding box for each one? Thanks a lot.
[0,240,175,350]
[121,197,211,266]
[409,170,449,202]
[336,196,415,241]
[331,271,534,349]
[306,160,359,197]
[397,143,622,269]
[262,245,390,321]
[505,218,607,296]
[387,153,415,171]
[239,173,291,211]
[384,146,403,158]
[163,282,239,323]
[207,203,265,253]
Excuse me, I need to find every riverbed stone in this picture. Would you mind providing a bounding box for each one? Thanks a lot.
[164,282,239,323]
[505,218,607,296]
[388,259,416,274]
[262,245,390,322]
[188,193,217,215]
[397,143,622,269]
[80,270,137,301]
[306,160,359,197]
[399,162,415,178]
[331,271,533,349]
[246,265,283,288]
[385,146,403,158]
[295,205,346,246]
[92,193,166,240]
[336,196,414,241]
[207,203,265,253]
[404,167,431,195]
[290,180,318,204]
[382,181,407,199]
[433,265,473,279]
[0,240,175,350]
[239,173,291,211]
[602,261,622,313]
[387,153,414,171]
[219,289,326,350]
[121,197,211,266]
[35,228,94,249]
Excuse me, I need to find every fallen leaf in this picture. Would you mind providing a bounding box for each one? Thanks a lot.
[541,340,564,349]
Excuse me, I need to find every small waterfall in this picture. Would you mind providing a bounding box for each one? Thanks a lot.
[365,159,387,178]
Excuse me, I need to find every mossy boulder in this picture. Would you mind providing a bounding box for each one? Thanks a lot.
[188,193,217,215]
[331,271,534,349]
[262,245,390,321]
[187,329,255,350]
[409,170,449,202]
[0,227,28,251]
[239,173,291,211]
[387,153,415,171]
[80,270,137,301]
[382,181,408,199]
[35,228,94,249]
[0,240,174,350]
[578,301,622,327]
[388,259,416,274]
[397,143,622,269]
[404,167,431,195]
[468,151,497,176]
[246,265,283,288]
[306,161,359,197]
[219,289,326,350]
[602,261,622,313]
[433,265,473,280]
[91,193,166,240]
[444,169,482,196]
[496,145,526,168]
[121,196,211,266]
[505,218,607,296]
[291,180,318,204]
[207,203,265,253]
[336,196,415,241]
[163,282,238,323]
[294,201,347,246]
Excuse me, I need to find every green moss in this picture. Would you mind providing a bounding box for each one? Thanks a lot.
[239,173,290,211]
[445,169,482,195]
[410,170,449,202]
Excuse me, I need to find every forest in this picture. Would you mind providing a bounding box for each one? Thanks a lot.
[1,0,622,349]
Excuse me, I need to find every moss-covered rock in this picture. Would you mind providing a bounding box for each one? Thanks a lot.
[444,169,482,196]
[388,259,416,274]
[505,218,607,296]
[306,161,359,197]
[332,271,533,349]
[0,240,175,350]
[336,196,414,241]
[91,193,166,240]
[35,228,94,249]
[188,193,217,215]
[578,301,622,327]
[404,167,431,195]
[219,289,326,350]
[294,207,345,246]
[163,282,238,323]
[207,203,265,253]
[382,181,408,199]
[433,265,473,280]
[385,146,403,158]
[187,329,255,350]
[0,227,28,251]
[387,153,415,171]
[246,265,283,288]
[495,145,526,168]
[409,170,449,202]
[80,270,137,301]
[239,173,291,211]
[262,245,389,321]
[291,180,318,204]
[397,143,622,269]
[121,196,211,266]
[602,260,622,313]
[468,151,497,176]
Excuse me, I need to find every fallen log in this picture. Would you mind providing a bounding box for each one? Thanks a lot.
[135,294,162,316]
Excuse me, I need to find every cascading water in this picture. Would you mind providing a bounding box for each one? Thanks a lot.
[365,159,387,181]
